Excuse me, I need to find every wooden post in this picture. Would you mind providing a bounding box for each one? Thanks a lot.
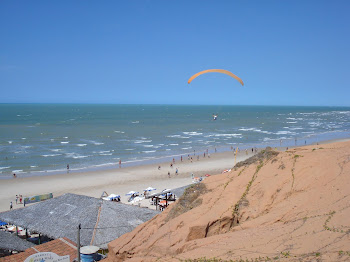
[77,224,81,262]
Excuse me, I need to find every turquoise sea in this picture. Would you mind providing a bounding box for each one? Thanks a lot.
[1,104,350,179]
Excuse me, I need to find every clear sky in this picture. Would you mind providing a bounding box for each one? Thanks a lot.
[1,1,349,106]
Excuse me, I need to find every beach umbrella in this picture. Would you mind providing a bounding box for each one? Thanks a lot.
[144,187,156,192]
[126,191,139,196]
[130,196,144,204]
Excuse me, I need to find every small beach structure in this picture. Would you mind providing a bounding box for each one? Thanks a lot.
[0,230,35,257]
[0,193,159,249]
[0,237,77,262]
[146,189,177,211]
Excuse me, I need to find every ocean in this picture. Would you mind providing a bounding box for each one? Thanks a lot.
[1,104,350,179]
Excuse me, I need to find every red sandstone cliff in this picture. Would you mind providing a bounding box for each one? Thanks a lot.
[107,142,350,261]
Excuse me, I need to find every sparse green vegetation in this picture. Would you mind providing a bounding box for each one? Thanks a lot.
[280,251,290,258]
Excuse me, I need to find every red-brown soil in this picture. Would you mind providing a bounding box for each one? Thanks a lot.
[107,142,350,261]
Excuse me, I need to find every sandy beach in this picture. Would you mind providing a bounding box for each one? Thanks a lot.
[0,149,255,213]
[1,137,347,214]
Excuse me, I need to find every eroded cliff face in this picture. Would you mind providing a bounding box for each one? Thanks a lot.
[107,143,350,262]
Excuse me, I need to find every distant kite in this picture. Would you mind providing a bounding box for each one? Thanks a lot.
[188,69,244,86]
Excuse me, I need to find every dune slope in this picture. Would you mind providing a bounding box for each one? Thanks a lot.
[107,142,350,261]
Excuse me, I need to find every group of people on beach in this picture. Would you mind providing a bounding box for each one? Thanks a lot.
[10,194,24,210]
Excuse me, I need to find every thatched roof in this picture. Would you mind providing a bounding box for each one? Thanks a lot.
[0,230,35,251]
[0,193,159,248]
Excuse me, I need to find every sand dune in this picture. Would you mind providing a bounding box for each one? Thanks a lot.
[107,141,350,261]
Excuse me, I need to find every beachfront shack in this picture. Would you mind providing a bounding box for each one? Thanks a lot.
[0,193,159,249]
[0,237,78,262]
[0,230,35,257]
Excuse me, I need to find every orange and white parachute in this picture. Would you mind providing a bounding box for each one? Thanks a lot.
[188,69,244,86]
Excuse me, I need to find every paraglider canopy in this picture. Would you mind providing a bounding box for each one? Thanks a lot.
[188,69,244,86]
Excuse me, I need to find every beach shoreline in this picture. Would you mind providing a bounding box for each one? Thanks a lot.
[0,136,349,213]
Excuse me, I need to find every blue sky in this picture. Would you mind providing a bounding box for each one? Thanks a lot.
[1,1,349,106]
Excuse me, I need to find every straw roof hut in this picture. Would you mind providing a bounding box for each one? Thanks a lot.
[0,230,35,252]
[0,193,159,248]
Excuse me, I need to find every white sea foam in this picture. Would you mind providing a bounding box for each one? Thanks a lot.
[166,149,171,151]
[181,147,192,150]
[77,144,87,147]
[99,153,113,156]
[51,149,62,152]
[125,148,135,151]
[167,135,190,139]
[132,121,140,124]
[169,144,179,146]
[114,131,125,133]
[12,169,23,173]
[167,135,182,138]
[41,154,62,157]
[93,142,104,145]
[134,140,152,144]
[183,132,203,136]
[142,150,156,153]
[182,141,192,144]
[214,133,242,137]
[286,121,297,124]
[0,166,10,170]
[61,141,69,144]
[143,145,154,148]
[99,150,111,154]
[30,166,38,168]
[275,131,294,135]
[8,141,12,144]
[65,153,89,159]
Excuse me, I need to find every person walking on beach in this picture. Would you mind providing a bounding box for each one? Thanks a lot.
[13,173,16,178]
[158,165,161,170]
[191,173,194,179]
[168,171,170,178]
[10,201,13,210]
[175,168,178,175]
[181,156,183,162]
[119,159,121,168]
[15,195,18,204]
[173,158,175,164]
[67,164,69,173]
[19,195,22,204]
